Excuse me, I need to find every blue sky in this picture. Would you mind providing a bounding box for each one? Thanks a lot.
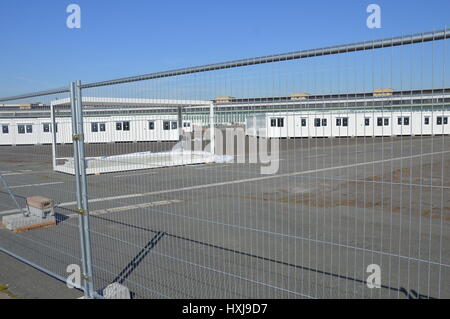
[0,0,450,97]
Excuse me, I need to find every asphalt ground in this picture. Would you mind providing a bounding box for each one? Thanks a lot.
[0,133,449,299]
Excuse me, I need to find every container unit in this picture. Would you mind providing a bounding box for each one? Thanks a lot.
[246,109,450,138]
[0,115,193,146]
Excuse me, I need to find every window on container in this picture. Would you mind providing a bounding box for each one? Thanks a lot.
[270,118,276,127]
[365,118,370,126]
[437,117,442,125]
[277,118,284,127]
[301,118,307,127]
[444,117,449,125]
[99,123,106,132]
[377,118,383,126]
[91,123,98,132]
[172,121,178,130]
[116,122,122,131]
[43,123,51,133]
[26,125,33,133]
[314,118,321,127]
[2,125,8,134]
[163,121,170,130]
[424,117,430,125]
[336,118,342,126]
[404,117,409,125]
[397,117,402,125]
[149,121,155,130]
[342,117,348,127]
[384,118,389,126]
[123,121,130,131]
[321,118,327,126]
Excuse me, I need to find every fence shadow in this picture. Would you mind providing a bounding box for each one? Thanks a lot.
[105,230,166,298]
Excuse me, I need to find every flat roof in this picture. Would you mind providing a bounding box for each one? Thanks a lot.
[51,97,211,107]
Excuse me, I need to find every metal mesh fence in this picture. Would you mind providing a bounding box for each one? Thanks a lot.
[0,30,449,299]
[0,92,84,287]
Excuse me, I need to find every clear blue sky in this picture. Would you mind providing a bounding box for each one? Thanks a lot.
[1,0,449,97]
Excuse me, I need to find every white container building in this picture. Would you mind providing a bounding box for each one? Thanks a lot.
[246,109,450,138]
[0,115,193,146]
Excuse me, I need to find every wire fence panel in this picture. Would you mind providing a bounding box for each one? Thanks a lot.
[0,30,449,299]
[0,92,85,291]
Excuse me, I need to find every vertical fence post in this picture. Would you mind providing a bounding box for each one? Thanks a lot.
[178,106,183,142]
[70,81,88,297]
[50,102,57,171]
[75,80,95,298]
[70,81,95,298]
[209,101,215,155]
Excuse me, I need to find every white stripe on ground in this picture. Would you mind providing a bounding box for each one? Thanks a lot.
[51,149,449,208]
[66,199,182,218]
[1,170,52,176]
[8,182,64,189]
[307,154,328,158]
[112,171,159,179]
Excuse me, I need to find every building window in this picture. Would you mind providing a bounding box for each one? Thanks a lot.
[43,123,58,133]
[123,121,130,131]
[301,118,307,127]
[172,121,178,130]
[365,118,370,126]
[336,117,348,127]
[183,122,190,128]
[149,121,155,130]
[18,124,32,134]
[437,117,443,125]
[270,118,276,127]
[384,118,389,126]
[445,117,449,125]
[91,123,98,132]
[377,118,383,126]
[342,117,348,127]
[43,123,51,133]
[99,123,106,132]
[424,117,430,125]
[398,116,410,126]
[277,118,284,127]
[163,121,170,130]
[2,125,8,134]
[314,118,321,127]
[116,122,122,131]
[321,118,327,127]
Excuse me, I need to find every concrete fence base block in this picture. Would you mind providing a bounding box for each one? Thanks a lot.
[103,283,131,299]
[1,214,56,232]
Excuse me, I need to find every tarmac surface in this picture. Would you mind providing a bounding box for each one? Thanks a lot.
[0,133,449,299]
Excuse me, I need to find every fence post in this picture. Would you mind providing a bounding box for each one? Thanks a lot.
[70,81,95,298]
[209,101,215,154]
[178,106,183,142]
[50,101,57,171]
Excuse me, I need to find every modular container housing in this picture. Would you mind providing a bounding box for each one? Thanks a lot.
[0,115,192,146]
[246,109,450,138]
